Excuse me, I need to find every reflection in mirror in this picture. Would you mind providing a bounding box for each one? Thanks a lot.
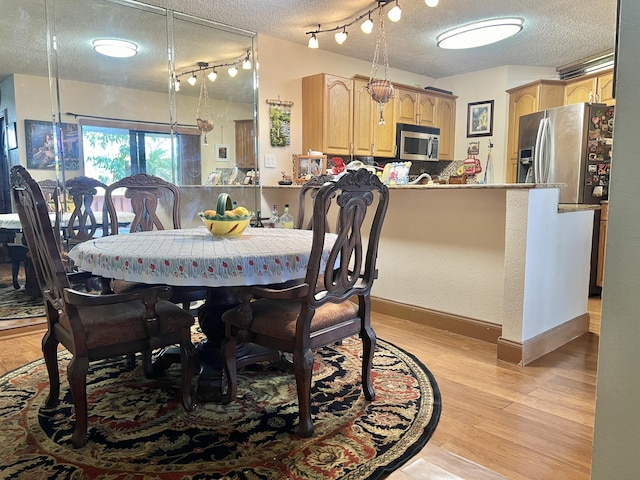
[1,0,260,225]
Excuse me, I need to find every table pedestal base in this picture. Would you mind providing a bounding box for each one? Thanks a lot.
[153,286,280,403]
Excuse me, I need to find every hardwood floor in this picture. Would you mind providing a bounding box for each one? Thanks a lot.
[0,267,600,479]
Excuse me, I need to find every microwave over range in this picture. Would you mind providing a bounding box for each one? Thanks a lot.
[396,123,440,162]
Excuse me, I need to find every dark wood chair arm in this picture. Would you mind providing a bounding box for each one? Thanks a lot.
[63,285,172,307]
[248,282,310,300]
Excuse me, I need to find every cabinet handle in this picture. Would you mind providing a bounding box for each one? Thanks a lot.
[371,144,374,154]
[589,92,594,103]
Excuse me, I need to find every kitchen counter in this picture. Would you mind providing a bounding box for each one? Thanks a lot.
[261,183,594,365]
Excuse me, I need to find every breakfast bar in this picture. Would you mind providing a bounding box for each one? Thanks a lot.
[256,182,596,365]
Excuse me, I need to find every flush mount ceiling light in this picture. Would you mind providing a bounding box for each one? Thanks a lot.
[437,18,523,49]
[92,38,138,58]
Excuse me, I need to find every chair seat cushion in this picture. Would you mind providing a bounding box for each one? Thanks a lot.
[72,298,194,349]
[225,297,359,341]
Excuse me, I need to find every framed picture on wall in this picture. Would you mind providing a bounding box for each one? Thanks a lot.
[215,144,230,162]
[466,100,494,138]
[25,120,80,170]
[292,154,327,183]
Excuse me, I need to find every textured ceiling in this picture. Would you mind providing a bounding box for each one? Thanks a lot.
[137,0,617,78]
[0,0,617,97]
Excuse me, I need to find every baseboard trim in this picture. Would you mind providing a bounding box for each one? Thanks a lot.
[370,297,502,343]
[497,313,590,365]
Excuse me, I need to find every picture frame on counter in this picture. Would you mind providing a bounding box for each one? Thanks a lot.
[292,154,327,183]
[467,100,494,138]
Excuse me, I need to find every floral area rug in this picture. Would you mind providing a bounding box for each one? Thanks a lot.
[0,275,45,320]
[0,337,441,479]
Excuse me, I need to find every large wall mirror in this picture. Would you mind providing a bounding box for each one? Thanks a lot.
[0,0,259,221]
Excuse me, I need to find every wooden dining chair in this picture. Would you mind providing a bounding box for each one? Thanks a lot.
[295,174,333,231]
[221,169,390,437]
[105,173,207,317]
[64,175,109,246]
[10,165,197,448]
[105,172,181,234]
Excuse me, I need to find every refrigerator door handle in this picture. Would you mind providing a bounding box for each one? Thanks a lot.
[533,118,545,183]
[539,118,551,183]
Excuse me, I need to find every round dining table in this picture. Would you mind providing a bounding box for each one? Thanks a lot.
[68,226,337,401]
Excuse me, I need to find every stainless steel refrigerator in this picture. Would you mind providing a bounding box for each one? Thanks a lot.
[517,102,615,204]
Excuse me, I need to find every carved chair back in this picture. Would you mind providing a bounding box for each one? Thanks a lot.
[295,174,334,231]
[105,173,181,234]
[65,175,109,245]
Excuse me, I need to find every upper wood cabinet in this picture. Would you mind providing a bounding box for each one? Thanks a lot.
[394,85,456,160]
[395,87,436,126]
[302,73,354,156]
[435,97,456,161]
[302,73,456,160]
[234,119,255,169]
[565,70,616,106]
[505,80,565,182]
[353,77,396,157]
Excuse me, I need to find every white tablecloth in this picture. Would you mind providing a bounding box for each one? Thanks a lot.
[0,212,135,230]
[68,227,337,288]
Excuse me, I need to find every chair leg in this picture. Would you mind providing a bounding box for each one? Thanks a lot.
[179,330,197,411]
[42,330,60,408]
[294,348,315,437]
[221,333,238,404]
[361,324,377,401]
[67,355,89,448]
[141,351,153,377]
[11,259,21,289]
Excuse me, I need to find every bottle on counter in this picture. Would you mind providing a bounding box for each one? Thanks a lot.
[254,210,264,228]
[267,204,280,228]
[280,203,294,229]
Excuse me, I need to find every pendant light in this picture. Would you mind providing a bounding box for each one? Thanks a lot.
[196,71,214,144]
[366,6,394,125]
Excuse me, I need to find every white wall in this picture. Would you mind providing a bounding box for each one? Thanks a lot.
[436,65,558,183]
[591,0,640,476]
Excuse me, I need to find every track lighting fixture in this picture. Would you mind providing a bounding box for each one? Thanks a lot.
[173,51,252,91]
[307,0,436,48]
[387,1,402,22]
[361,14,374,34]
[308,31,319,48]
[335,27,348,45]
[242,50,252,69]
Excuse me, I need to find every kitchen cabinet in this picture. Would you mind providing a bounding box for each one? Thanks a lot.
[505,79,565,182]
[302,73,354,156]
[597,201,608,287]
[564,69,615,106]
[394,87,436,126]
[234,119,255,168]
[302,73,456,160]
[353,77,396,157]
[435,97,456,161]
[394,85,456,160]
